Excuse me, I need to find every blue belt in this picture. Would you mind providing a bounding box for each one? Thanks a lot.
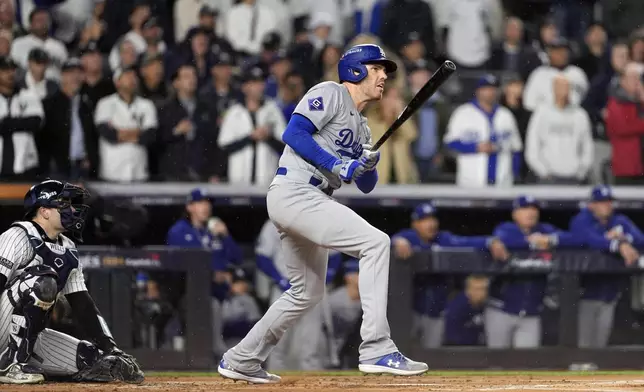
[276,167,333,196]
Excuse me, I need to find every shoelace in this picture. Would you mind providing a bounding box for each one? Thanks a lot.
[389,352,407,364]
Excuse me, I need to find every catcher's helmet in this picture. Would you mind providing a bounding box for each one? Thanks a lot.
[337,44,397,83]
[24,180,91,240]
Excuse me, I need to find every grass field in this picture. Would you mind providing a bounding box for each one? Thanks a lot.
[3,370,642,392]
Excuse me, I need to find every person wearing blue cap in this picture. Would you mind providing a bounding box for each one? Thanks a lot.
[166,188,242,356]
[444,74,523,187]
[570,185,644,348]
[487,194,583,348]
[392,202,508,348]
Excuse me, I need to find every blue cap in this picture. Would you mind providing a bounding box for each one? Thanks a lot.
[590,185,614,202]
[187,188,208,203]
[476,74,499,89]
[344,259,359,274]
[411,203,436,221]
[513,195,539,209]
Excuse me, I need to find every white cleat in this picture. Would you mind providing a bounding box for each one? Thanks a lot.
[0,363,45,384]
[359,352,428,376]
[217,359,281,384]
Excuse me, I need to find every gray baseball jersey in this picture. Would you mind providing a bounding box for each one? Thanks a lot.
[223,80,398,373]
[279,81,372,189]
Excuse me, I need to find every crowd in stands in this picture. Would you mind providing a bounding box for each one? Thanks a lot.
[0,0,641,186]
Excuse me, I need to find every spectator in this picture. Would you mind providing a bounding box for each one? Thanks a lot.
[79,41,115,112]
[265,50,291,99]
[0,29,11,57]
[139,17,167,57]
[183,5,234,58]
[255,219,342,370]
[570,185,644,348]
[107,1,151,71]
[41,58,98,180]
[487,17,541,80]
[277,70,305,121]
[365,80,418,184]
[574,23,608,82]
[602,0,644,41]
[174,1,217,44]
[308,12,334,58]
[487,195,583,348]
[500,77,530,182]
[0,0,23,39]
[138,53,168,106]
[287,24,317,88]
[444,75,522,187]
[628,34,644,64]
[166,187,242,356]
[409,63,448,183]
[583,42,629,185]
[257,32,282,75]
[78,0,108,52]
[316,44,341,83]
[444,275,489,346]
[398,32,427,72]
[112,38,139,72]
[224,0,277,58]
[525,75,593,184]
[94,66,158,182]
[217,66,285,185]
[180,27,214,86]
[0,57,44,180]
[351,0,387,37]
[444,0,503,69]
[158,64,216,181]
[391,202,508,349]
[531,17,559,65]
[523,38,589,112]
[605,62,644,185]
[10,7,68,81]
[379,0,435,61]
[18,48,58,100]
[221,267,262,349]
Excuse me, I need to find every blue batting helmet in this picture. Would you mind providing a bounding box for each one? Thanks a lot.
[338,44,397,83]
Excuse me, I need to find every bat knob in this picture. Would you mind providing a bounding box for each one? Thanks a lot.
[444,60,457,71]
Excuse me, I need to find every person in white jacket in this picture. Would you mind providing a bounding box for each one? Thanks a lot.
[217,66,285,185]
[525,75,593,184]
[523,38,589,111]
[444,75,522,187]
[224,0,277,57]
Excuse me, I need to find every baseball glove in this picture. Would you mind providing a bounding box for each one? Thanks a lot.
[73,348,144,384]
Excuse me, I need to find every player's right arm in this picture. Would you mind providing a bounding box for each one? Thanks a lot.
[255,222,289,291]
[0,227,35,293]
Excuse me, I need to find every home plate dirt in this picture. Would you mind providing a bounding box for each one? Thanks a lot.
[2,375,644,392]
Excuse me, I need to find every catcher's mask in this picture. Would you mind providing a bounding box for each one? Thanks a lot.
[24,180,91,241]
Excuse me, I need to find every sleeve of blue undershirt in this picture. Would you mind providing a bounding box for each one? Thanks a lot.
[282,114,339,171]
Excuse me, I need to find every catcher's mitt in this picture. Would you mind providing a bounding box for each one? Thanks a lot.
[73,349,144,384]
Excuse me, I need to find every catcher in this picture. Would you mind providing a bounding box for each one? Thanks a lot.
[0,179,144,384]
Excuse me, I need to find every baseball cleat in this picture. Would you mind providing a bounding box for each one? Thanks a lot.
[0,363,45,384]
[217,359,281,384]
[358,352,428,376]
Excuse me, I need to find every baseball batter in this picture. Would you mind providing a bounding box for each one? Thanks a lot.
[218,44,428,384]
[0,180,143,384]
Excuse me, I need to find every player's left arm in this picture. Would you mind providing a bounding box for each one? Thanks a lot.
[326,251,343,284]
[620,216,644,247]
[1,91,44,135]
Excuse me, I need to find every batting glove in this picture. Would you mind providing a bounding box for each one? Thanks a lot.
[359,144,380,171]
[332,159,365,182]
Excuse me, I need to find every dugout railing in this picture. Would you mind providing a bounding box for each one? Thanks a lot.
[76,246,644,371]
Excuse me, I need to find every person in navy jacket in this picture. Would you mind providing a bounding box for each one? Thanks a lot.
[486,195,584,348]
[570,185,644,348]
[444,275,489,346]
[392,202,508,348]
[166,188,242,357]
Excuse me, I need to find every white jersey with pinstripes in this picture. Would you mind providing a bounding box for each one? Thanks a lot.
[0,221,86,294]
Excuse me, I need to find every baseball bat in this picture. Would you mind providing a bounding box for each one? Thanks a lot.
[372,60,457,151]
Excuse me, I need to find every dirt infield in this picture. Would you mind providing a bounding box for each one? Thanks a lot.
[2,374,644,392]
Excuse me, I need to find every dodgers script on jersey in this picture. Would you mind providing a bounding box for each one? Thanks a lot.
[278,81,372,189]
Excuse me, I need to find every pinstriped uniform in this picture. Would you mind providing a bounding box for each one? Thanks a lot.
[0,222,88,375]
